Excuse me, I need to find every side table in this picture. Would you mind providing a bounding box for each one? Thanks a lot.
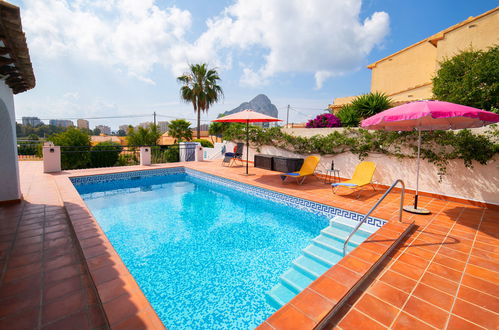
[323,169,340,184]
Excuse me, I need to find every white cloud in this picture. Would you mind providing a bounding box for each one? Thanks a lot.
[189,0,390,88]
[22,0,192,82]
[21,0,389,88]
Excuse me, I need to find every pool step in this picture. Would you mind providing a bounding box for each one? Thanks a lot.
[265,215,378,310]
[292,255,329,278]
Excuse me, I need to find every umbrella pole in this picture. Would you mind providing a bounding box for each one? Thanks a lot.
[403,128,430,214]
[414,129,421,209]
[246,120,249,175]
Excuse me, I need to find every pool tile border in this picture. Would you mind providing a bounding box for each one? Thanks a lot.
[57,164,412,329]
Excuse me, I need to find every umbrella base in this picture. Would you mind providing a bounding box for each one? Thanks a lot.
[403,205,431,215]
[239,173,256,177]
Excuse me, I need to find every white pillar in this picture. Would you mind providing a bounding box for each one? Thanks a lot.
[140,147,151,166]
[195,144,203,162]
[43,144,61,173]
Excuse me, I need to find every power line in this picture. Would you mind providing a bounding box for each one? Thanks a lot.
[156,114,212,122]
[289,106,313,118]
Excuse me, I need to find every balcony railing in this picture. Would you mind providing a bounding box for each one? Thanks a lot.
[17,140,43,161]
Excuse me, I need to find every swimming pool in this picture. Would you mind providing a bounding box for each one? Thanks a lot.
[71,168,385,328]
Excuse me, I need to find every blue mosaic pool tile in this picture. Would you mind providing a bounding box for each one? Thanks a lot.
[70,167,185,185]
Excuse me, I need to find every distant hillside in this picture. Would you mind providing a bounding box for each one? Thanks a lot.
[221,94,278,118]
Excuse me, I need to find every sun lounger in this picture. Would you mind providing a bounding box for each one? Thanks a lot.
[332,161,376,198]
[280,156,320,184]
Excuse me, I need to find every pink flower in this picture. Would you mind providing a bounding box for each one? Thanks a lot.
[306,113,341,128]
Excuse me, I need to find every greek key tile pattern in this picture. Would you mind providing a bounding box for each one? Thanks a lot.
[70,167,386,229]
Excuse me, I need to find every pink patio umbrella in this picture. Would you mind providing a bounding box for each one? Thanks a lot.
[213,109,282,175]
[361,100,499,214]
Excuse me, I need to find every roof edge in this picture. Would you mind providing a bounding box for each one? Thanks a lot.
[0,1,35,94]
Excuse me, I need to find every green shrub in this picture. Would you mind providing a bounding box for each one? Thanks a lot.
[17,141,39,156]
[350,92,393,119]
[433,46,499,111]
[48,128,91,169]
[116,153,139,166]
[164,145,180,162]
[90,142,122,168]
[336,104,361,127]
[192,139,214,148]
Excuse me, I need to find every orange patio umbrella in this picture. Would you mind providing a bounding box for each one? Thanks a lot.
[212,109,281,175]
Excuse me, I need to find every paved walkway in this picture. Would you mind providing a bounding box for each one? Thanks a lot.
[1,161,497,329]
[0,162,107,329]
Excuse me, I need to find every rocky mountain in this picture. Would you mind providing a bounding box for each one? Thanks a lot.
[221,94,278,118]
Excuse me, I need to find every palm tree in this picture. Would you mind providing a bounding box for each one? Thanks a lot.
[177,63,223,139]
[168,119,192,143]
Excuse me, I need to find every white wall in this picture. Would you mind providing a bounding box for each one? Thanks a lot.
[247,128,499,205]
[0,80,21,202]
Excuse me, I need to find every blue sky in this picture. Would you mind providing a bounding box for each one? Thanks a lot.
[11,0,498,130]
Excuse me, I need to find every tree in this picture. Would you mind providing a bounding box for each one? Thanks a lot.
[48,127,91,169]
[92,128,101,136]
[433,46,499,111]
[126,124,161,146]
[177,63,223,139]
[91,141,122,168]
[168,119,192,143]
[27,133,39,141]
[116,129,127,136]
[209,121,230,139]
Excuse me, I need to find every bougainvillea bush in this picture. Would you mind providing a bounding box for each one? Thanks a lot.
[306,113,342,128]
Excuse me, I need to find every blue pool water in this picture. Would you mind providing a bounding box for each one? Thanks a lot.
[74,172,330,328]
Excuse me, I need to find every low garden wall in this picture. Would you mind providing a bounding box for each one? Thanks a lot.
[246,127,499,206]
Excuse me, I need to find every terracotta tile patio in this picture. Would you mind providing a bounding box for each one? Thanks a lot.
[0,160,497,329]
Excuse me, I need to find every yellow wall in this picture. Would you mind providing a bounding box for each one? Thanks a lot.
[435,10,499,63]
[386,84,433,103]
[329,95,357,109]
[370,41,437,97]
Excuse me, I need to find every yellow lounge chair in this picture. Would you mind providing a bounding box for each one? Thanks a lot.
[280,156,320,185]
[332,161,376,197]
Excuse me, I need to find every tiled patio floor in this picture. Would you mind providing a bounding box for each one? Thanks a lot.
[1,161,497,329]
[0,162,107,329]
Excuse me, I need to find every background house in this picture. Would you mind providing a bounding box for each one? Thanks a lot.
[330,7,499,111]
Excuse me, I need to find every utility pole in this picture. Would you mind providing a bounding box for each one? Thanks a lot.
[153,112,156,126]
[286,104,290,128]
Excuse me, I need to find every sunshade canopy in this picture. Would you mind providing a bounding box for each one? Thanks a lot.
[212,109,282,123]
[361,100,499,215]
[361,100,499,131]
[211,109,281,176]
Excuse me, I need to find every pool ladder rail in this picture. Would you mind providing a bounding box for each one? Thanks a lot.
[343,179,405,255]
[266,179,406,310]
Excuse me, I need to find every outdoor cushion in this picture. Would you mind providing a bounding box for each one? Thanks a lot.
[332,182,358,187]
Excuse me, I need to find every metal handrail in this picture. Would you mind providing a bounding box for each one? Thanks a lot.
[342,179,406,256]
